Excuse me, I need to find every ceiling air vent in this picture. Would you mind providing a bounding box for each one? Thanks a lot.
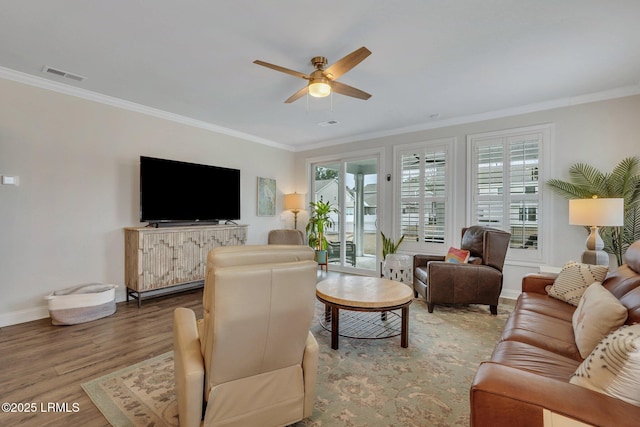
[318,120,340,127]
[42,66,86,82]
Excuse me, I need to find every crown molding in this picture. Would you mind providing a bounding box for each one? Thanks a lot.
[0,66,295,152]
[300,84,640,152]
[3,66,639,154]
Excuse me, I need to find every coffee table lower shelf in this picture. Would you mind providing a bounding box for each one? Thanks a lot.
[316,298,411,350]
[319,308,403,340]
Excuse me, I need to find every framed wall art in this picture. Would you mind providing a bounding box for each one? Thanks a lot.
[257,177,276,216]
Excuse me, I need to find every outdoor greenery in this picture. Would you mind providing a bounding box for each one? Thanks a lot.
[381,231,405,259]
[546,156,640,265]
[314,167,339,181]
[306,198,339,251]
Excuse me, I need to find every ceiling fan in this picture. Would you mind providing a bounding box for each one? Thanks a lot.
[254,46,372,103]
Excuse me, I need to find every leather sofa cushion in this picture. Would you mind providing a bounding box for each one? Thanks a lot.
[490,341,580,382]
[516,292,576,322]
[501,310,581,360]
[603,263,640,325]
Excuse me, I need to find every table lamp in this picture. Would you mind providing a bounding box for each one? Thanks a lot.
[284,192,305,229]
[569,197,624,265]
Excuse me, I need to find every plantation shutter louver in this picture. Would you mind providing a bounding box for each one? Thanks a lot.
[469,125,548,263]
[399,145,448,245]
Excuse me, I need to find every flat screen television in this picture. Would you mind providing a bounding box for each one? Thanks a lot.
[140,156,240,225]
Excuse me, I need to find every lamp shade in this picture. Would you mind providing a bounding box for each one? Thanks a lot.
[569,198,624,226]
[284,193,305,211]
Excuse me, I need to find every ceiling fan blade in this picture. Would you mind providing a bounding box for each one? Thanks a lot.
[331,81,372,100]
[324,46,371,80]
[284,86,309,103]
[253,60,310,80]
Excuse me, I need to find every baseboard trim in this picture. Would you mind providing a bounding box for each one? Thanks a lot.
[500,289,521,305]
[0,306,50,327]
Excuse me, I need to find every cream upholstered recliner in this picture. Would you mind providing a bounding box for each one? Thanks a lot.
[173,245,319,427]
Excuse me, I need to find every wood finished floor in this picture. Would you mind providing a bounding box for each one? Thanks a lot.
[0,270,340,427]
[0,288,204,427]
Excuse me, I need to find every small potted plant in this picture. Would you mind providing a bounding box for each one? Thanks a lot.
[381,231,411,283]
[306,198,339,264]
[381,231,405,260]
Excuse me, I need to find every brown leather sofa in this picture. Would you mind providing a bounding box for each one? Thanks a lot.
[413,226,511,314]
[470,240,640,427]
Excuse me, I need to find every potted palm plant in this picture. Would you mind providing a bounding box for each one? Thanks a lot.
[547,156,640,266]
[306,198,339,264]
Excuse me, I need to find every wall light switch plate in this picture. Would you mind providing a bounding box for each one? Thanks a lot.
[1,176,19,185]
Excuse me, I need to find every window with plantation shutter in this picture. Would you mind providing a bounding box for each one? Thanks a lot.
[468,125,550,264]
[395,138,454,252]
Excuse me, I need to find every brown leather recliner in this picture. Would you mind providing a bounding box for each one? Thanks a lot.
[413,226,511,315]
[173,245,318,427]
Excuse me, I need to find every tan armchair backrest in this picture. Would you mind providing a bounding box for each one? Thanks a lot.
[201,245,316,399]
[268,229,305,245]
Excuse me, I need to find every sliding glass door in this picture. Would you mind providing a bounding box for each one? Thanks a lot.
[311,156,379,273]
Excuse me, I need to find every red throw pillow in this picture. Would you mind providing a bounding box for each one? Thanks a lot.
[444,247,470,263]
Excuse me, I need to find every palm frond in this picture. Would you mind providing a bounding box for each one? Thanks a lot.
[547,157,640,265]
[625,175,640,206]
[568,163,606,194]
[545,179,591,199]
[611,156,640,197]
[599,226,616,254]
[624,205,640,244]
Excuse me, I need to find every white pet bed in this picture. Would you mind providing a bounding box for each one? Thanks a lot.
[45,283,117,325]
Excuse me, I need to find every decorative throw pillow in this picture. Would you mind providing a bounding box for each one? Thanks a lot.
[570,324,640,407]
[547,261,608,306]
[444,247,470,263]
[572,282,628,358]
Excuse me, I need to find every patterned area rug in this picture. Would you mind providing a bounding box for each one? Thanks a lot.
[82,299,510,426]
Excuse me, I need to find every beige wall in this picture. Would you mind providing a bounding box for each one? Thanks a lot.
[295,95,640,298]
[2,74,639,324]
[0,78,296,325]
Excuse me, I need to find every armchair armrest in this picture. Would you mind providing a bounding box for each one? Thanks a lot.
[471,362,639,427]
[427,261,502,303]
[173,307,205,427]
[302,331,319,418]
[522,273,558,294]
[413,254,445,269]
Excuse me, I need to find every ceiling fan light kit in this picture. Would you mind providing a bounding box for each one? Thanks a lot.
[308,80,331,98]
[254,47,372,103]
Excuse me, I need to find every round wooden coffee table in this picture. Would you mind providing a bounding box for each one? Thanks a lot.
[316,276,414,349]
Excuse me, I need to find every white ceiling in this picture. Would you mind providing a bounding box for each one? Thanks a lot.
[2,1,640,151]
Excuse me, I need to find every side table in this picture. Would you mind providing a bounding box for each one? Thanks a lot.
[382,254,413,285]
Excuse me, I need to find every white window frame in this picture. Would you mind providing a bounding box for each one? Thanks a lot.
[305,147,385,275]
[393,137,456,254]
[467,124,553,266]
